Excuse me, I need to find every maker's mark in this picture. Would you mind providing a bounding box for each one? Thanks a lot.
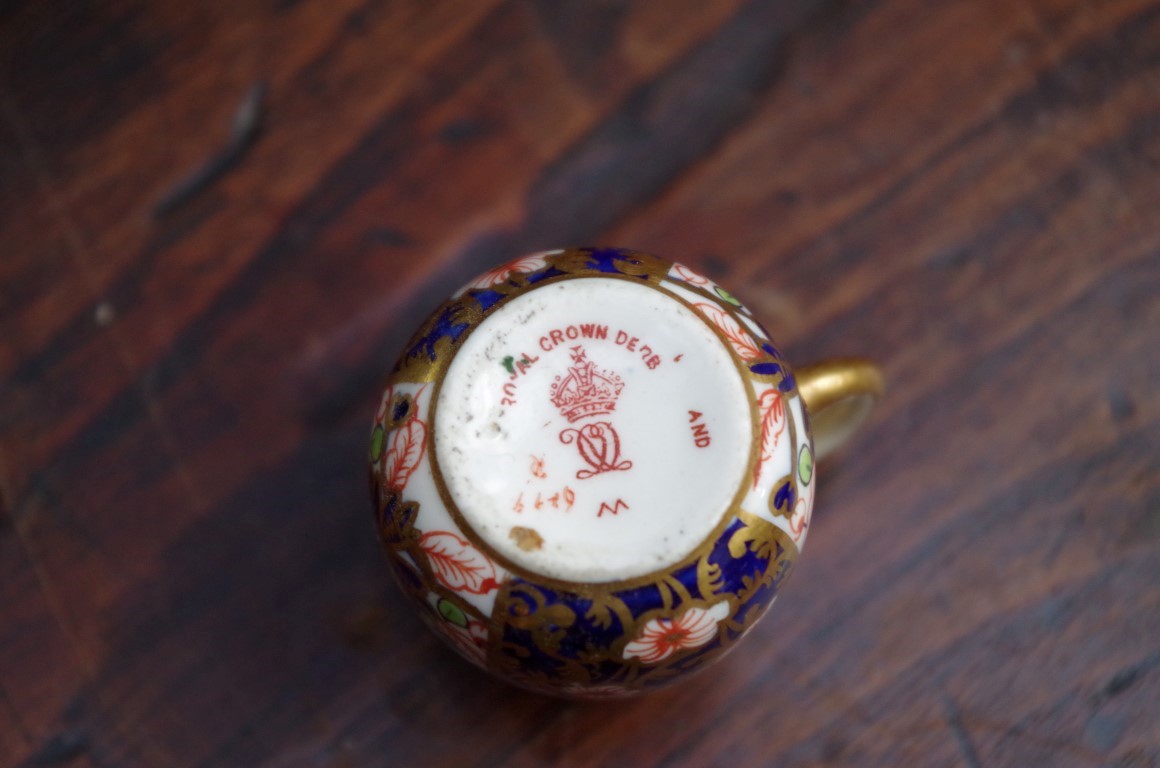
[551,346,633,480]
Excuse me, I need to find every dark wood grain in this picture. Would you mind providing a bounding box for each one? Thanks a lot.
[2,0,1157,766]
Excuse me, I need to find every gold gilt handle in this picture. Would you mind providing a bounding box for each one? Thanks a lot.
[795,358,885,460]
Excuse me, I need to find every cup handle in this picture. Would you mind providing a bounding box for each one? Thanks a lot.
[795,358,884,460]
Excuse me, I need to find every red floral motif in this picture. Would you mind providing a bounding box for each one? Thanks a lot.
[383,387,428,493]
[790,498,810,542]
[623,602,730,664]
[753,388,786,488]
[434,617,488,666]
[672,263,711,286]
[694,302,761,360]
[466,253,550,291]
[419,531,500,594]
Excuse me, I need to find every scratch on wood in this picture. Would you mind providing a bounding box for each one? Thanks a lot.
[0,452,180,767]
[1091,649,1160,707]
[942,693,984,768]
[151,81,267,218]
[0,93,211,523]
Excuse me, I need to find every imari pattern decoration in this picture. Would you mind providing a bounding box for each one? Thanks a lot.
[369,248,815,698]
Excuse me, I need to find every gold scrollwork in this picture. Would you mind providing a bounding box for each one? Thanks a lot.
[730,510,797,608]
[585,592,634,631]
[549,248,671,283]
[767,471,800,521]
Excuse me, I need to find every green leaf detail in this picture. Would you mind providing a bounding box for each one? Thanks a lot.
[715,286,742,306]
[437,598,468,628]
[369,425,385,463]
[798,444,814,486]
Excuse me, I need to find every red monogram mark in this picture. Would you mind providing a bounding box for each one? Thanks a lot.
[560,422,633,480]
[598,499,630,517]
[550,345,635,482]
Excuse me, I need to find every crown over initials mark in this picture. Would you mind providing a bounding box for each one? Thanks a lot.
[549,346,624,423]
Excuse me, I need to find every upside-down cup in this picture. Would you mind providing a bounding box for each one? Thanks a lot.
[369,247,882,698]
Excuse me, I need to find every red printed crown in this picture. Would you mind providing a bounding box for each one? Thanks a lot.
[550,346,624,423]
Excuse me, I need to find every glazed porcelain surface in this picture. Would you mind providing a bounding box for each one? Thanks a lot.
[370,248,814,697]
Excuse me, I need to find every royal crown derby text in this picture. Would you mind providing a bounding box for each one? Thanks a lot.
[537,324,663,369]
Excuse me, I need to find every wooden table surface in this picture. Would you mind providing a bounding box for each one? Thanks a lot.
[2,1,1158,766]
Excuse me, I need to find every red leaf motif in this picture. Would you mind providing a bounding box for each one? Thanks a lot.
[420,531,500,594]
[382,386,427,492]
[673,263,711,286]
[694,302,761,360]
[753,389,786,488]
[384,415,427,492]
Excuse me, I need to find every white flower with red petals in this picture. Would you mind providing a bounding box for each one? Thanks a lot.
[461,253,551,293]
[623,601,730,664]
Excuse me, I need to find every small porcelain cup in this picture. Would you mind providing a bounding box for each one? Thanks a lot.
[369,247,882,698]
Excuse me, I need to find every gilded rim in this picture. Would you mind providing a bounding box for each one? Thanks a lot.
[410,259,802,597]
[425,270,768,596]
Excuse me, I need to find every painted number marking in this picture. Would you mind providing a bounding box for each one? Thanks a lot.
[513,487,575,514]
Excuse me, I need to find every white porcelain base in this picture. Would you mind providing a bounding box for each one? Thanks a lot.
[434,277,752,583]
